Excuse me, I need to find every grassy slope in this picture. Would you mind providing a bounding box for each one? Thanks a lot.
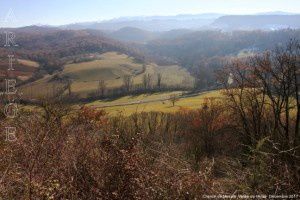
[17,59,40,81]
[86,90,222,116]
[0,59,39,81]
[21,52,194,98]
[17,59,39,68]
[21,90,223,117]
[67,52,193,95]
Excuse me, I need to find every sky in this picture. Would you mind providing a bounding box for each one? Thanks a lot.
[0,0,300,27]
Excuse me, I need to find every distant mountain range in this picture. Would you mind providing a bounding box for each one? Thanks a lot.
[212,15,300,30]
[108,27,194,43]
[59,13,223,31]
[60,12,300,32]
[256,11,298,15]
[61,18,216,32]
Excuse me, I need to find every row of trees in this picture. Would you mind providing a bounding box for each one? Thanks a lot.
[91,73,167,99]
[122,73,163,93]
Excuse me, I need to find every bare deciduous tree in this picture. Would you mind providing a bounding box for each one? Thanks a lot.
[98,80,106,97]
[217,40,300,155]
[123,75,133,93]
[169,94,179,107]
[157,73,162,89]
[143,73,151,90]
[67,79,72,96]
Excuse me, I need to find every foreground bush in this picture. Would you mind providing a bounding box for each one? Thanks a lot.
[1,97,299,199]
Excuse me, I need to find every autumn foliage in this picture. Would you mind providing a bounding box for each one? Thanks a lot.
[0,41,299,199]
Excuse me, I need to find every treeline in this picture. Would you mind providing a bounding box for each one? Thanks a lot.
[86,72,192,102]
[146,29,300,67]
[145,29,300,90]
[19,71,192,104]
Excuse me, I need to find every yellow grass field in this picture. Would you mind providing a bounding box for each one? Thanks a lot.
[17,59,40,68]
[86,90,223,116]
[20,52,194,98]
[0,59,39,81]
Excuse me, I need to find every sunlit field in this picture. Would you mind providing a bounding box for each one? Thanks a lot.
[87,90,222,115]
